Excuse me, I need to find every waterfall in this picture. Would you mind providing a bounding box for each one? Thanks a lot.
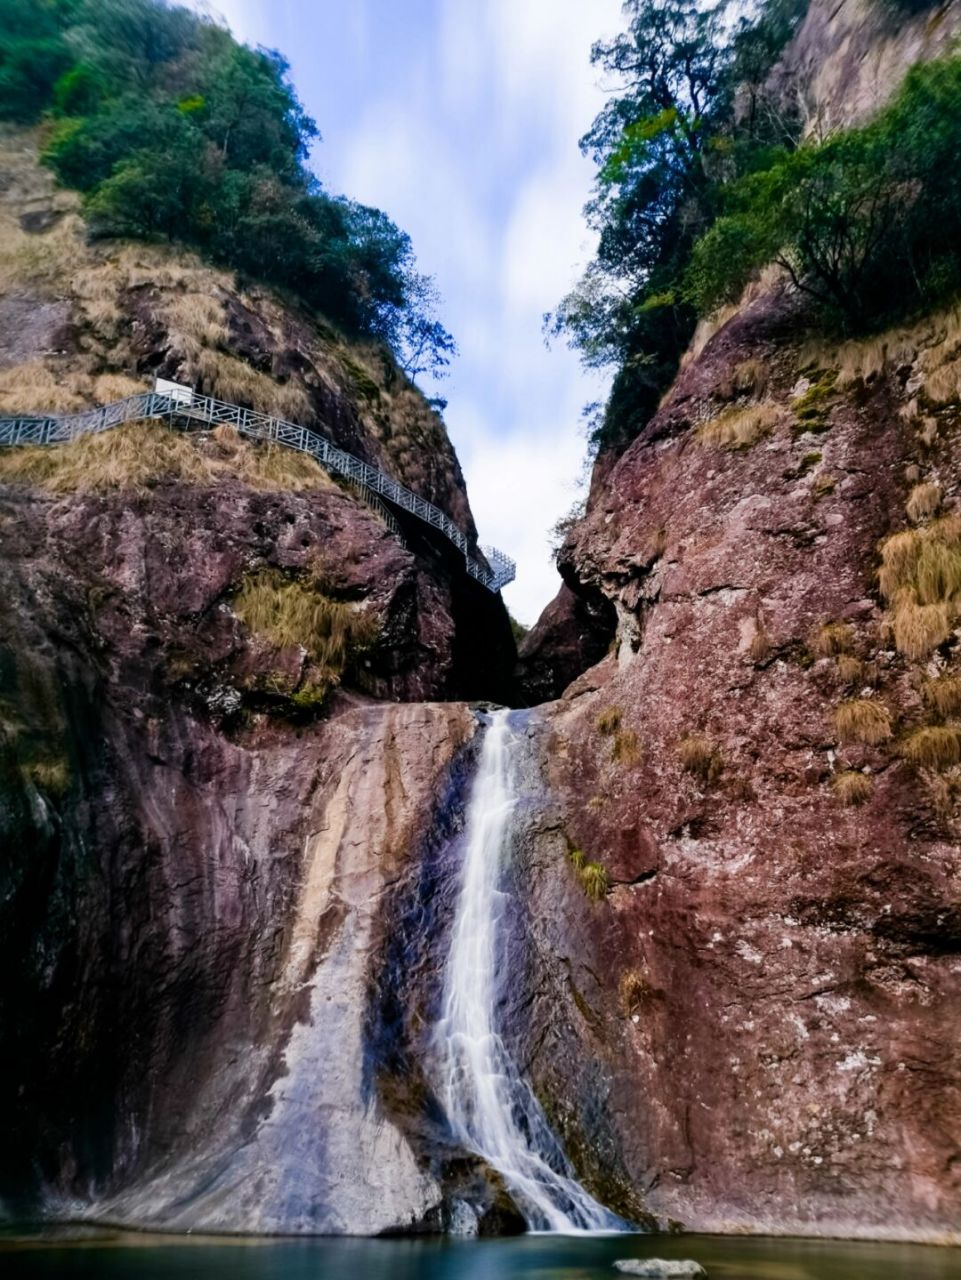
[434,709,623,1233]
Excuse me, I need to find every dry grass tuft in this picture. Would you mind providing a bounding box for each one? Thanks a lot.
[731,358,769,397]
[618,969,656,1016]
[0,360,90,413]
[677,733,724,782]
[922,675,961,718]
[832,698,893,746]
[836,654,868,686]
[233,569,377,697]
[811,621,855,657]
[596,707,622,735]
[749,623,772,663]
[892,598,952,660]
[832,770,874,806]
[567,848,609,902]
[878,516,961,658]
[697,403,779,450]
[900,725,961,770]
[21,757,70,795]
[611,728,642,766]
[906,481,942,524]
[0,422,336,494]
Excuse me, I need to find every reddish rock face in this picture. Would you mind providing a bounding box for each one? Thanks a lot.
[521,289,961,1242]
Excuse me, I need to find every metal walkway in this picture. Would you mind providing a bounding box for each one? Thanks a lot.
[0,387,516,593]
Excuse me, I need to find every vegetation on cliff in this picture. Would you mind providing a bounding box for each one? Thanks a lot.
[556,0,960,455]
[0,0,454,378]
[551,0,809,452]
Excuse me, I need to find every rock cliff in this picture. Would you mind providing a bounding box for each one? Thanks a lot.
[5,4,961,1248]
[0,126,514,1229]
[518,286,961,1241]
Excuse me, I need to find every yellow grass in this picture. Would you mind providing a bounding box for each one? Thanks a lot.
[567,849,609,903]
[677,733,724,782]
[878,516,961,659]
[748,622,771,663]
[596,707,621,735]
[811,621,855,657]
[618,969,656,1016]
[892,599,952,660]
[232,569,377,694]
[832,699,893,746]
[0,422,336,494]
[611,728,642,766]
[900,725,961,770]
[734,359,768,395]
[836,654,867,686]
[831,770,874,806]
[0,361,90,413]
[906,481,942,524]
[697,403,779,450]
[922,675,961,717]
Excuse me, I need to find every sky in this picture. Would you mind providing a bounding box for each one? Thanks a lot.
[190,0,623,624]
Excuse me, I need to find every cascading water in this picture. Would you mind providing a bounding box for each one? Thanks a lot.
[434,709,623,1234]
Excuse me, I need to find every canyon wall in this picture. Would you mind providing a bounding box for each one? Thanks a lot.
[519,290,961,1242]
[4,3,961,1246]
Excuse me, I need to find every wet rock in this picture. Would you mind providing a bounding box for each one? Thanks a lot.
[614,1263,707,1279]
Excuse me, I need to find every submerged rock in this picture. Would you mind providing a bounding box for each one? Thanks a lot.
[614,1262,707,1279]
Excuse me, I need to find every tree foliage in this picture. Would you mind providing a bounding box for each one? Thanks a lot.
[552,0,808,452]
[0,0,453,372]
[688,54,961,330]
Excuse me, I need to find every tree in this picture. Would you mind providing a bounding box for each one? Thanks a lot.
[0,0,454,362]
[553,0,808,452]
[395,274,457,384]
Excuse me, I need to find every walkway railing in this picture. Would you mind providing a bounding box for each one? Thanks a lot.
[0,388,516,593]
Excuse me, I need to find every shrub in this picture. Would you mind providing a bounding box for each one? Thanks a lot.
[678,733,724,782]
[900,725,961,770]
[688,54,961,332]
[832,770,874,806]
[906,482,942,523]
[832,699,893,746]
[697,403,779,450]
[0,0,452,368]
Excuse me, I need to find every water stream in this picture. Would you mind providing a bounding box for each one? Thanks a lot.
[434,710,622,1233]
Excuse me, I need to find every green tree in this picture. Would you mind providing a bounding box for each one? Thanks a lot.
[0,0,454,375]
[554,0,808,452]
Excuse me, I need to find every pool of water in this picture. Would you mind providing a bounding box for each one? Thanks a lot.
[2,1230,961,1280]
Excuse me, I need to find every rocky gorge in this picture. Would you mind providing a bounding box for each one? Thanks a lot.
[2,0,961,1253]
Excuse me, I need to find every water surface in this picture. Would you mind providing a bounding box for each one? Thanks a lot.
[3,1230,961,1280]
